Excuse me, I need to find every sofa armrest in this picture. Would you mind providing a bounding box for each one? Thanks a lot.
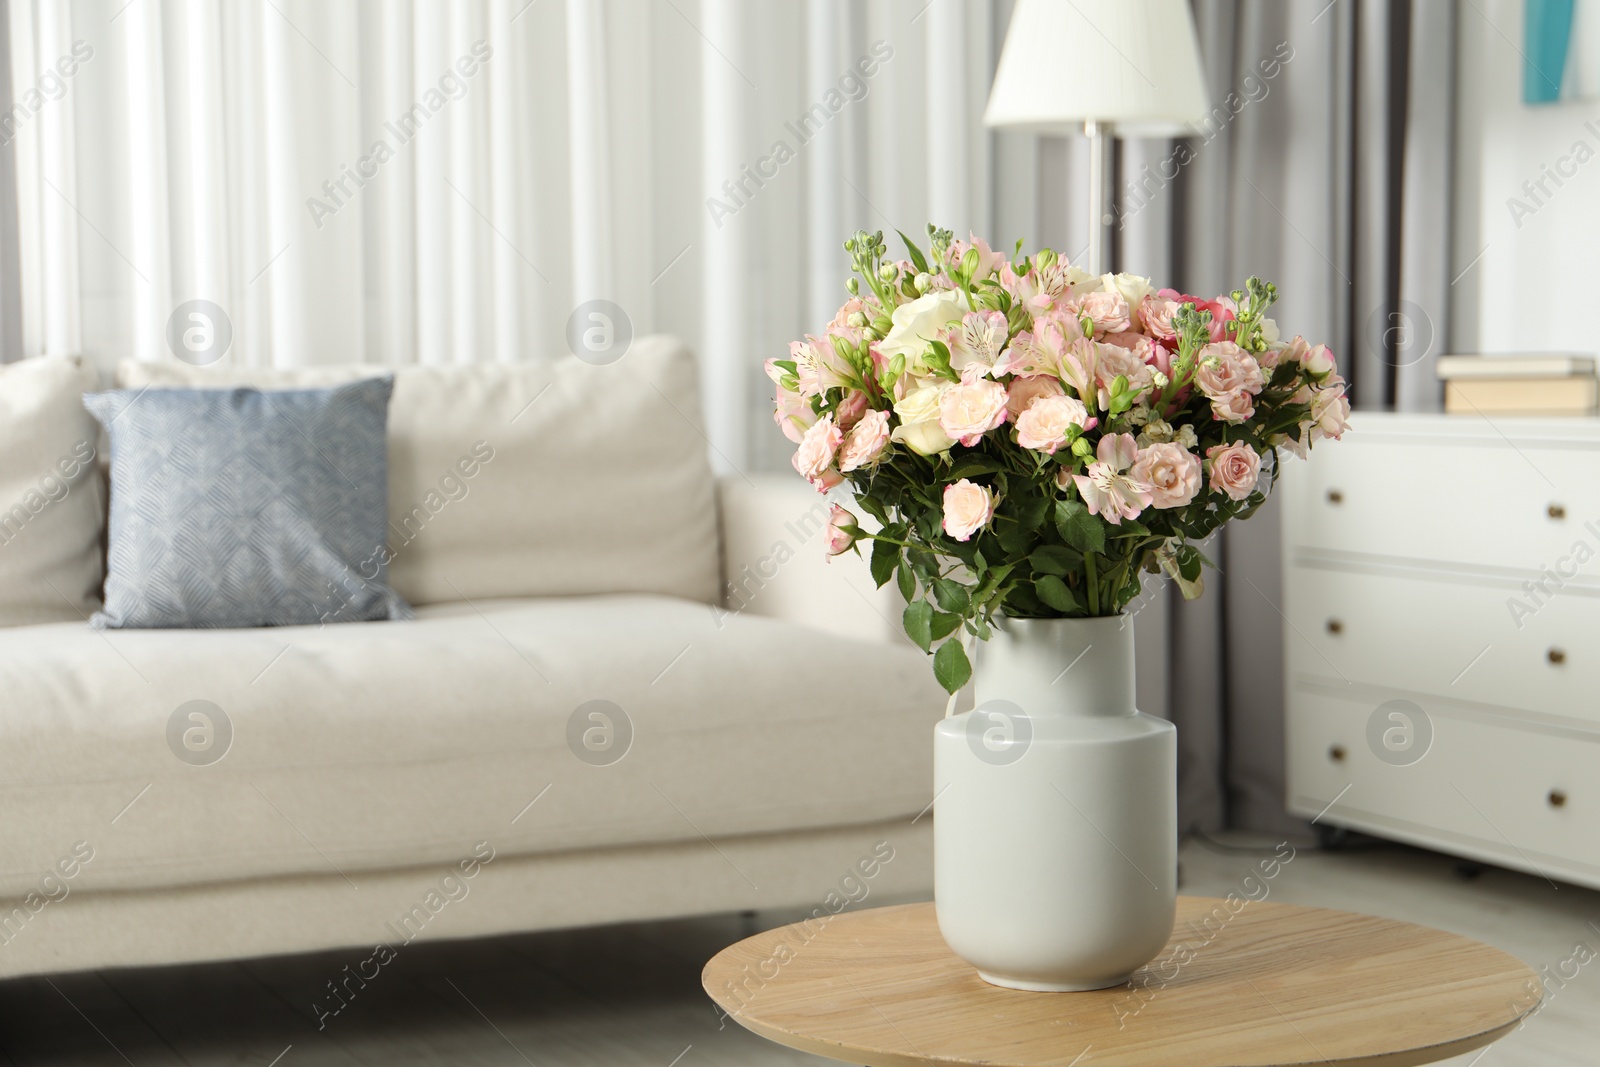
[715,474,906,645]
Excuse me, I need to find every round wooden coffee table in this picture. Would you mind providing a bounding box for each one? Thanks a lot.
[703,898,1540,1066]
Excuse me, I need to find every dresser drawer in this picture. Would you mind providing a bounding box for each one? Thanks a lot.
[1287,690,1600,883]
[1287,436,1600,575]
[1285,565,1600,727]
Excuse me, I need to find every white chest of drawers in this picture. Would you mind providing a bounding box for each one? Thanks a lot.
[1281,412,1600,889]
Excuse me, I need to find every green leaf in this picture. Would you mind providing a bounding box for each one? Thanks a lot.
[903,599,934,652]
[1055,499,1106,554]
[932,578,970,614]
[1030,544,1081,576]
[897,229,930,275]
[930,610,962,642]
[1003,585,1045,616]
[907,545,940,576]
[924,340,959,382]
[856,494,890,526]
[995,519,1032,556]
[1034,575,1082,613]
[1012,493,1050,534]
[896,561,917,601]
[1177,545,1203,582]
[933,637,972,694]
[947,454,1005,479]
[870,539,900,589]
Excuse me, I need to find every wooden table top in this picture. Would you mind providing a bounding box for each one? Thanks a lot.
[702,898,1541,1067]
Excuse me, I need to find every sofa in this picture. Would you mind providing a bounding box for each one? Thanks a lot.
[0,338,943,979]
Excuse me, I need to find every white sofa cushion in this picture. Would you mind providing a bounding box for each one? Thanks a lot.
[0,356,105,627]
[0,595,945,896]
[116,336,720,607]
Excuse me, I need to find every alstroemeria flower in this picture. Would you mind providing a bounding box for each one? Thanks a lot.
[946,310,1010,377]
[1072,433,1153,525]
[792,335,854,398]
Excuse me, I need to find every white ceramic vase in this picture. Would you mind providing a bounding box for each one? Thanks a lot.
[933,614,1177,991]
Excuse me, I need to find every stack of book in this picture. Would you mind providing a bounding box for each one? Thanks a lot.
[1436,354,1598,415]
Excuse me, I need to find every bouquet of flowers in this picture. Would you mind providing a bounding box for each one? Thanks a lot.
[771,227,1350,693]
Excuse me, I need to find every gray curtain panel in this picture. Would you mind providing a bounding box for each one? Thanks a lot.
[1113,0,1457,834]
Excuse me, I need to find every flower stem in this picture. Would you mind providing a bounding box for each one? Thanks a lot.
[1085,552,1100,615]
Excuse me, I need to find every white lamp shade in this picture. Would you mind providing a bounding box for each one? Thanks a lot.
[983,0,1209,136]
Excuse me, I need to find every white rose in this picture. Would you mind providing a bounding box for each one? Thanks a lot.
[1101,272,1154,309]
[878,290,968,366]
[891,382,955,456]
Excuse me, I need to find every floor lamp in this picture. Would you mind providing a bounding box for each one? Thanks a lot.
[982,0,1209,276]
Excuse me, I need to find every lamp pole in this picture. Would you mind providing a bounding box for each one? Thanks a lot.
[1083,118,1110,276]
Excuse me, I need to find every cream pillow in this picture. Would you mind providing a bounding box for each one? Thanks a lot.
[0,356,106,626]
[116,336,722,607]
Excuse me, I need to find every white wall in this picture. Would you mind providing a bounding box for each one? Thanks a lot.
[1455,0,1600,354]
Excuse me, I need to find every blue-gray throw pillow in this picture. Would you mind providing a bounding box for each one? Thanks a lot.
[83,378,412,629]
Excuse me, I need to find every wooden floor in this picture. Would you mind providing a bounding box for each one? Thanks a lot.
[0,833,1594,1066]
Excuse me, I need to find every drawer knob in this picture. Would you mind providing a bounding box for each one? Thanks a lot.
[1548,648,1567,665]
[1549,503,1567,520]
[1327,489,1344,505]
[1549,789,1567,809]
[1329,744,1347,763]
[1326,618,1344,635]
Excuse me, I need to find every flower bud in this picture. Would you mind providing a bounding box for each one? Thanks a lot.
[914,272,932,293]
[1071,437,1094,459]
[825,505,858,557]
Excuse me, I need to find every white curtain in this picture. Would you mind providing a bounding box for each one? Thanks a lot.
[9,0,1036,474]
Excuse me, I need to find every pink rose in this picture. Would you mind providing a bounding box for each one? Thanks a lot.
[1194,342,1265,422]
[809,468,845,493]
[1095,343,1155,403]
[1261,335,1311,371]
[1005,374,1065,421]
[1015,394,1093,454]
[1310,385,1351,440]
[1305,344,1337,378]
[1139,293,1183,340]
[937,375,1008,446]
[1101,331,1159,367]
[1194,342,1266,397]
[838,409,891,472]
[1129,443,1202,509]
[835,389,870,429]
[1207,441,1262,501]
[1210,389,1257,423]
[1076,290,1131,335]
[1072,433,1152,525]
[942,479,995,542]
[825,504,857,557]
[791,414,842,481]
